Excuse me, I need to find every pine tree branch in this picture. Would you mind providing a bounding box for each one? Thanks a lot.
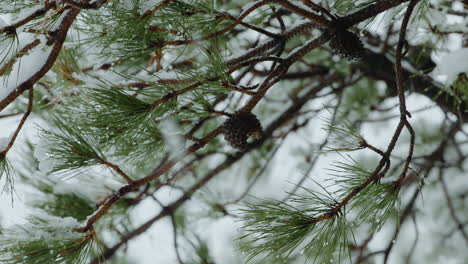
[149,56,282,108]
[89,75,340,263]
[360,50,468,123]
[216,11,280,38]
[0,0,464,262]
[97,158,134,184]
[359,140,386,158]
[250,66,329,79]
[398,119,415,182]
[365,118,460,263]
[0,1,58,35]
[240,32,333,113]
[220,81,257,96]
[0,8,81,112]
[356,152,437,263]
[78,0,417,237]
[239,0,414,114]
[341,0,411,27]
[75,126,223,233]
[393,0,419,183]
[277,0,421,228]
[227,22,318,66]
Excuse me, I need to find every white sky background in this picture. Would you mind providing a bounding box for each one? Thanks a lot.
[1,1,468,264]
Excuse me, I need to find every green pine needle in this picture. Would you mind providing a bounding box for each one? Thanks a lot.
[0,216,101,264]
[39,116,105,176]
[327,155,400,230]
[322,111,365,151]
[239,189,354,263]
[34,192,95,222]
[0,155,14,194]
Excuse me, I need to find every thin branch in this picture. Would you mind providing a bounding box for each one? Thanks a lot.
[272,0,331,27]
[149,56,282,108]
[0,112,25,119]
[170,214,185,264]
[241,32,333,113]
[162,0,270,46]
[142,0,175,18]
[0,39,41,76]
[227,22,317,66]
[0,1,57,34]
[439,169,468,245]
[301,0,336,19]
[398,119,415,182]
[0,8,81,112]
[75,126,223,233]
[0,89,34,157]
[394,0,416,116]
[62,0,108,9]
[404,213,419,264]
[283,94,343,201]
[98,158,134,184]
[216,11,280,39]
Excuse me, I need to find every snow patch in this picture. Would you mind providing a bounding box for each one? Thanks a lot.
[34,138,57,173]
[431,48,468,84]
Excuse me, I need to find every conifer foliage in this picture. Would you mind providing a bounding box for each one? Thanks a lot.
[0,0,467,263]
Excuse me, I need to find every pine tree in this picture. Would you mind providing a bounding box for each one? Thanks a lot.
[0,0,467,263]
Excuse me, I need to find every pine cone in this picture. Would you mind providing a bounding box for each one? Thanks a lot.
[222,112,262,150]
[330,29,365,60]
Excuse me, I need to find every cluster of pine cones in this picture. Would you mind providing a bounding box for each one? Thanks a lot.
[221,24,365,149]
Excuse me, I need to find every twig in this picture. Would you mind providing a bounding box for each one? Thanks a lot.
[149,56,282,109]
[170,214,185,264]
[0,1,57,34]
[0,8,81,112]
[98,158,134,184]
[404,213,419,264]
[162,0,270,46]
[0,39,41,76]
[0,89,34,157]
[439,169,468,245]
[272,0,331,27]
[142,0,175,18]
[62,0,108,9]
[0,112,25,119]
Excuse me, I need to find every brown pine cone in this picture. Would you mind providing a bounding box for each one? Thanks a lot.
[222,112,262,150]
[330,29,365,60]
